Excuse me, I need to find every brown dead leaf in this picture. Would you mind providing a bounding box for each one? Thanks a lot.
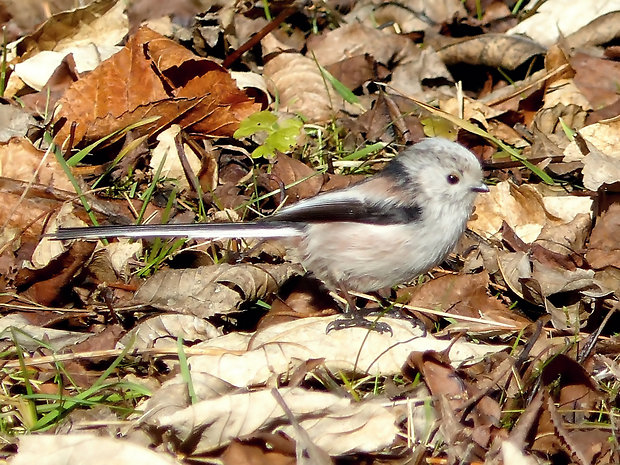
[572,53,620,109]
[469,181,592,244]
[222,441,295,465]
[587,202,620,269]
[541,354,601,419]
[309,22,452,98]
[16,240,96,306]
[406,351,466,410]
[134,262,301,316]
[53,27,260,146]
[260,277,337,328]
[404,272,529,331]
[407,350,499,461]
[325,54,386,92]
[264,153,325,204]
[348,92,426,145]
[0,137,74,191]
[263,53,335,122]
[15,0,125,59]
[7,0,127,98]
[437,33,545,70]
[20,53,80,115]
[308,23,407,69]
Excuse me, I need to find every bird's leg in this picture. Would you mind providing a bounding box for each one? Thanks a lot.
[360,292,427,336]
[325,283,393,335]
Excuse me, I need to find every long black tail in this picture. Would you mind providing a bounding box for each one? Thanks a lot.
[50,221,304,240]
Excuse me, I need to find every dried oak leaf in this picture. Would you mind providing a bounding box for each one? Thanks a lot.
[53,26,260,146]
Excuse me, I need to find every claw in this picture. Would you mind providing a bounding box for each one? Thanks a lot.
[325,316,393,336]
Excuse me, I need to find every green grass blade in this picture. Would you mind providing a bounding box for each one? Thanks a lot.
[342,142,387,161]
[66,116,160,166]
[177,337,197,405]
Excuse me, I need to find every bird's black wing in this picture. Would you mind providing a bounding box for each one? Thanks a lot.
[266,198,422,225]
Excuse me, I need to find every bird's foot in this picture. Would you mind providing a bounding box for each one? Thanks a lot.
[325,315,393,335]
[343,305,427,336]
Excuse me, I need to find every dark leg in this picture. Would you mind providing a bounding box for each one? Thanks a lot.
[325,284,393,335]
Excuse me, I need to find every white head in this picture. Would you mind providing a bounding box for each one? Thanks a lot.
[391,138,488,207]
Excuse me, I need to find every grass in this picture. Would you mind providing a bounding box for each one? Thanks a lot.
[2,331,150,433]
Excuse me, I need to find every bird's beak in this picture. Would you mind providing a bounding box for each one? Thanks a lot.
[472,183,489,193]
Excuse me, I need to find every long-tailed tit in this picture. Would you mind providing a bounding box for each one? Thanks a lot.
[51,138,489,332]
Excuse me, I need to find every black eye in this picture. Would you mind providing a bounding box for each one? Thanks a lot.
[447,174,460,185]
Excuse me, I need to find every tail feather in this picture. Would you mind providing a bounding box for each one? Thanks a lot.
[50,222,305,240]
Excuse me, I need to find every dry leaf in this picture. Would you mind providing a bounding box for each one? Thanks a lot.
[0,137,74,191]
[263,53,334,122]
[149,387,398,456]
[266,154,324,203]
[53,27,260,146]
[587,203,620,269]
[0,314,90,351]
[14,434,180,465]
[437,33,545,70]
[564,120,620,190]
[118,314,222,351]
[187,316,507,387]
[507,0,620,47]
[149,125,201,191]
[470,181,557,242]
[0,105,36,141]
[134,262,302,316]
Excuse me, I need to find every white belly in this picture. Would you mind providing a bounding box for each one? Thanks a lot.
[296,214,468,292]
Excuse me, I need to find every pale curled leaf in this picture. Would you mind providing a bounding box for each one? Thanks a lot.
[188,316,507,387]
[563,119,620,190]
[13,434,180,465]
[0,105,36,142]
[134,263,302,316]
[31,204,87,269]
[0,314,90,352]
[469,181,592,243]
[345,0,465,35]
[117,314,222,351]
[507,0,620,47]
[141,371,236,424]
[149,125,201,191]
[151,387,398,456]
[116,313,222,367]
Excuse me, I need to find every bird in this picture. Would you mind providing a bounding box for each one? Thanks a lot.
[51,138,489,333]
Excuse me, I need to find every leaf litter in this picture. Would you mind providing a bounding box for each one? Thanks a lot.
[1,0,620,464]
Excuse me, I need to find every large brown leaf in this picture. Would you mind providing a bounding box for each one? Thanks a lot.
[53,27,260,146]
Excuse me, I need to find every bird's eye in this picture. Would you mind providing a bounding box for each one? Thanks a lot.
[447,174,460,185]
